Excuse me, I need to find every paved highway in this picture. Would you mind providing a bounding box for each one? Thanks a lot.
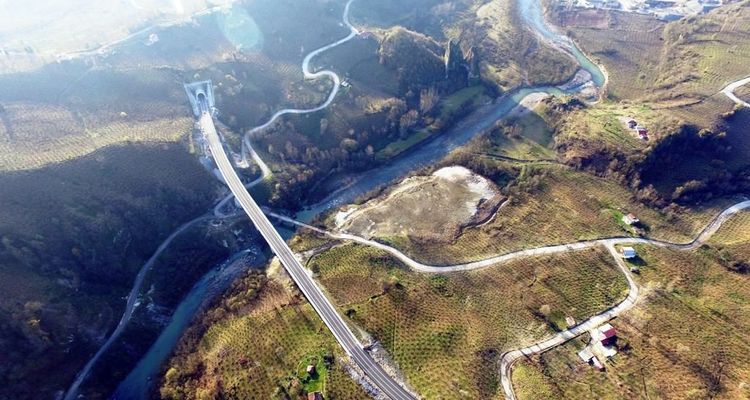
[200,108,415,400]
[266,199,750,400]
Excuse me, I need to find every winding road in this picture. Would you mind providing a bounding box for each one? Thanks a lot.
[213,0,360,217]
[266,199,750,399]
[63,215,213,400]
[62,0,750,397]
[268,200,750,273]
[721,76,750,108]
[205,1,750,398]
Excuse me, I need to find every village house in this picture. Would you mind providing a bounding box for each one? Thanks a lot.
[592,323,618,347]
[578,323,619,370]
[306,364,316,375]
[308,392,324,400]
[637,126,649,140]
[622,213,640,225]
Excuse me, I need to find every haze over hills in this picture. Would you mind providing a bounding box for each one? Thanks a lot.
[0,0,233,57]
[0,0,748,399]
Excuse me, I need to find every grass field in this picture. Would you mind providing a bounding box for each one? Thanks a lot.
[461,101,558,162]
[309,243,628,399]
[552,102,679,153]
[708,210,750,267]
[512,234,750,399]
[357,166,729,265]
[494,108,557,159]
[735,83,750,103]
[159,266,370,399]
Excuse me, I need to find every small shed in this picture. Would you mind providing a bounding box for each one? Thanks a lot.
[627,119,638,129]
[308,392,324,400]
[306,364,316,375]
[578,347,595,362]
[621,247,637,259]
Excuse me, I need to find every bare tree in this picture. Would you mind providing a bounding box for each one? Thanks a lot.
[399,109,420,136]
[420,86,440,115]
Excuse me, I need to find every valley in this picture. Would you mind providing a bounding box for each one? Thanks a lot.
[0,0,747,399]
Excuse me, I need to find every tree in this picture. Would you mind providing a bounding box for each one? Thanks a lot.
[419,87,440,115]
[399,109,420,136]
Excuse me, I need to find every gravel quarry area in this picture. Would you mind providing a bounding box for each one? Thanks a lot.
[335,166,506,243]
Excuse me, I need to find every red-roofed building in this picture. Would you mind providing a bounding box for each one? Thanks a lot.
[593,323,617,346]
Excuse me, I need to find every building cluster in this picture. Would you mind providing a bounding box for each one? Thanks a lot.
[578,323,619,370]
[627,118,649,141]
[564,0,723,20]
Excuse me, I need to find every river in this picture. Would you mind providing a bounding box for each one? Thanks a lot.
[110,0,605,397]
[300,0,605,221]
[112,248,265,399]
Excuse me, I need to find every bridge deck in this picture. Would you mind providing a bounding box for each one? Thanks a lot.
[199,111,415,400]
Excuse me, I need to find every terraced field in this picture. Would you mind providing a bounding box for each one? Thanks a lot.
[310,243,628,399]
[0,67,195,171]
[364,167,729,265]
[563,11,665,101]
[159,268,370,400]
[511,239,750,400]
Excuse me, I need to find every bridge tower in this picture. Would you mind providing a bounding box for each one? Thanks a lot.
[184,80,215,117]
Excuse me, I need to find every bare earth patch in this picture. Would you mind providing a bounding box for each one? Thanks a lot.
[336,166,505,243]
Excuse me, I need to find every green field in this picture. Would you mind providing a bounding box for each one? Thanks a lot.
[470,102,559,162]
[309,243,628,398]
